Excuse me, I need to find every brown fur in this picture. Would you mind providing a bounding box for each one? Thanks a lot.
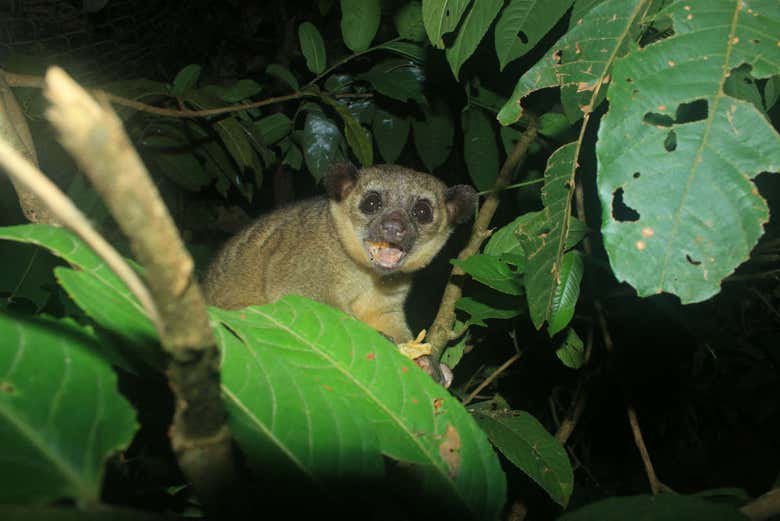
[203,164,475,342]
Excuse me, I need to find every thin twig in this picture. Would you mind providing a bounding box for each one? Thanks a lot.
[0,139,162,330]
[2,70,369,119]
[428,116,539,359]
[462,353,522,406]
[302,37,402,88]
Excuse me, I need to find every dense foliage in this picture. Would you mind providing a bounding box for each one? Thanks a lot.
[0,0,778,519]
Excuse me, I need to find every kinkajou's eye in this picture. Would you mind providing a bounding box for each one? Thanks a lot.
[412,199,433,224]
[360,192,382,215]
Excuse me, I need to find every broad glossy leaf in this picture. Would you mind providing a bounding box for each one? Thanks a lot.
[569,0,604,27]
[455,296,522,328]
[171,64,201,96]
[266,64,300,90]
[597,0,780,304]
[498,0,646,124]
[0,313,138,503]
[558,493,747,521]
[303,111,344,180]
[299,22,327,74]
[212,296,506,520]
[323,97,374,166]
[341,0,381,52]
[445,0,503,78]
[373,107,410,163]
[471,408,572,507]
[495,0,575,70]
[462,107,500,191]
[423,0,471,48]
[556,328,584,369]
[0,225,156,347]
[412,100,453,171]
[282,141,304,170]
[395,1,426,42]
[253,113,292,146]
[516,144,582,333]
[360,59,426,104]
[451,254,523,296]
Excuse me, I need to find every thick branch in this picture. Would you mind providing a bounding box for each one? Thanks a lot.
[741,488,780,521]
[42,67,236,510]
[428,116,538,358]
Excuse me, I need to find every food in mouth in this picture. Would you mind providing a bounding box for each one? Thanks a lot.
[365,240,406,269]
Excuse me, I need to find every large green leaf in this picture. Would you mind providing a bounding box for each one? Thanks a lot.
[360,59,427,104]
[340,0,381,52]
[422,0,471,48]
[141,129,212,192]
[252,113,292,146]
[471,407,573,507]
[0,225,162,368]
[0,225,156,345]
[558,493,748,521]
[445,0,503,78]
[498,0,647,125]
[494,0,575,70]
[412,100,453,171]
[455,297,522,328]
[299,22,328,74]
[373,107,410,163]
[171,64,201,96]
[0,313,138,503]
[302,111,344,181]
[462,107,499,191]
[597,0,780,303]
[516,144,582,334]
[212,297,506,520]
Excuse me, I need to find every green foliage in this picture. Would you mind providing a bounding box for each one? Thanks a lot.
[597,0,780,303]
[298,22,328,74]
[557,493,748,521]
[0,313,138,504]
[340,0,381,52]
[472,403,573,507]
[214,297,506,520]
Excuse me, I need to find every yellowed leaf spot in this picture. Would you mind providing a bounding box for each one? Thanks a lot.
[684,5,691,10]
[577,81,594,92]
[439,425,461,479]
[668,60,676,67]
[687,13,693,20]
[636,240,646,251]
[658,105,667,111]
[641,227,654,238]
[731,37,739,44]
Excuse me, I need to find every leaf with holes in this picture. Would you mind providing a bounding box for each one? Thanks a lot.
[212,296,506,520]
[498,0,647,125]
[494,0,575,71]
[516,144,583,334]
[471,407,573,507]
[0,313,138,504]
[445,0,503,78]
[597,0,780,304]
[422,0,472,48]
[341,0,381,52]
